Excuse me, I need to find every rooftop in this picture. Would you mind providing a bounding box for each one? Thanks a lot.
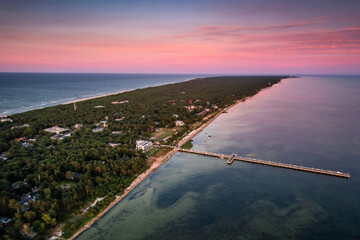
[94,105,105,108]
[108,143,121,147]
[0,118,13,122]
[0,217,12,227]
[0,152,7,161]
[92,127,104,133]
[20,194,37,206]
[11,124,30,129]
[136,140,153,147]
[44,126,69,134]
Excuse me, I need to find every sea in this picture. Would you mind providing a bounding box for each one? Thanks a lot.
[73,75,360,240]
[1,74,359,239]
[0,73,203,116]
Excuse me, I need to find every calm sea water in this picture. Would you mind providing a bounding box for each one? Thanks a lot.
[0,73,202,116]
[77,76,360,240]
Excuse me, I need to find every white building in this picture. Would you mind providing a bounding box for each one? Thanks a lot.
[44,126,69,134]
[136,140,153,153]
[92,127,104,133]
[0,152,7,161]
[108,143,121,147]
[175,120,185,127]
[94,105,105,108]
[0,118,13,123]
[111,131,123,135]
[73,123,83,129]
[112,100,129,104]
[96,121,108,128]
[11,124,30,130]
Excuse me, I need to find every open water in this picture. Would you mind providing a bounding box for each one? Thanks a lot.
[0,73,202,116]
[77,75,360,240]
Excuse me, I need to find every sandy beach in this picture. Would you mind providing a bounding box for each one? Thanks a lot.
[65,90,129,104]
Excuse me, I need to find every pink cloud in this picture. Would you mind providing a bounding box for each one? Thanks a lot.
[156,19,328,39]
[0,18,359,74]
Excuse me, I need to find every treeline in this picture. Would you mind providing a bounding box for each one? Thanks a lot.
[0,76,285,239]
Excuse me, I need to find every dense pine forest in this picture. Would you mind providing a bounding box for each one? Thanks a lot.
[0,76,285,239]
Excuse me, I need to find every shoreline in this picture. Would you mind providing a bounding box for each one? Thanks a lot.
[66,77,208,104]
[1,76,205,117]
[67,78,286,239]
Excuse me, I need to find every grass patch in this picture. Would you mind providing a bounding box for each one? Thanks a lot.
[152,128,175,141]
[181,140,193,149]
[61,215,90,239]
[146,147,160,157]
[151,147,172,158]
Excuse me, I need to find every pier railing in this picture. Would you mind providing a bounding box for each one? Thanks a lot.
[176,148,350,178]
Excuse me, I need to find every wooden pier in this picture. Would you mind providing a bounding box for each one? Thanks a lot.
[227,154,236,165]
[177,148,350,178]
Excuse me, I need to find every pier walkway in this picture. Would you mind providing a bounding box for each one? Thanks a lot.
[227,154,236,165]
[175,148,350,178]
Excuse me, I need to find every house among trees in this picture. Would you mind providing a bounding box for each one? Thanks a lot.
[0,117,13,123]
[94,105,105,108]
[15,137,35,147]
[44,126,69,134]
[108,143,121,147]
[197,111,207,116]
[136,140,153,153]
[0,152,8,161]
[185,105,195,111]
[92,127,104,133]
[0,217,12,227]
[175,120,185,127]
[96,121,108,128]
[11,123,30,129]
[111,131,123,135]
[20,194,37,206]
[50,130,74,140]
[112,100,129,104]
[73,123,83,129]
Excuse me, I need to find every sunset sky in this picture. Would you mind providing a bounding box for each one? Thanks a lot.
[0,0,359,74]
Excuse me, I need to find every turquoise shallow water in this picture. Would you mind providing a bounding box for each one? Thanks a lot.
[77,76,360,240]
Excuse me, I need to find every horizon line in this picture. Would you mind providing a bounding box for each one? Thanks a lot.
[0,71,359,76]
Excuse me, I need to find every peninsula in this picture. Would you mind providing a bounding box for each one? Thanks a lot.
[0,76,286,239]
